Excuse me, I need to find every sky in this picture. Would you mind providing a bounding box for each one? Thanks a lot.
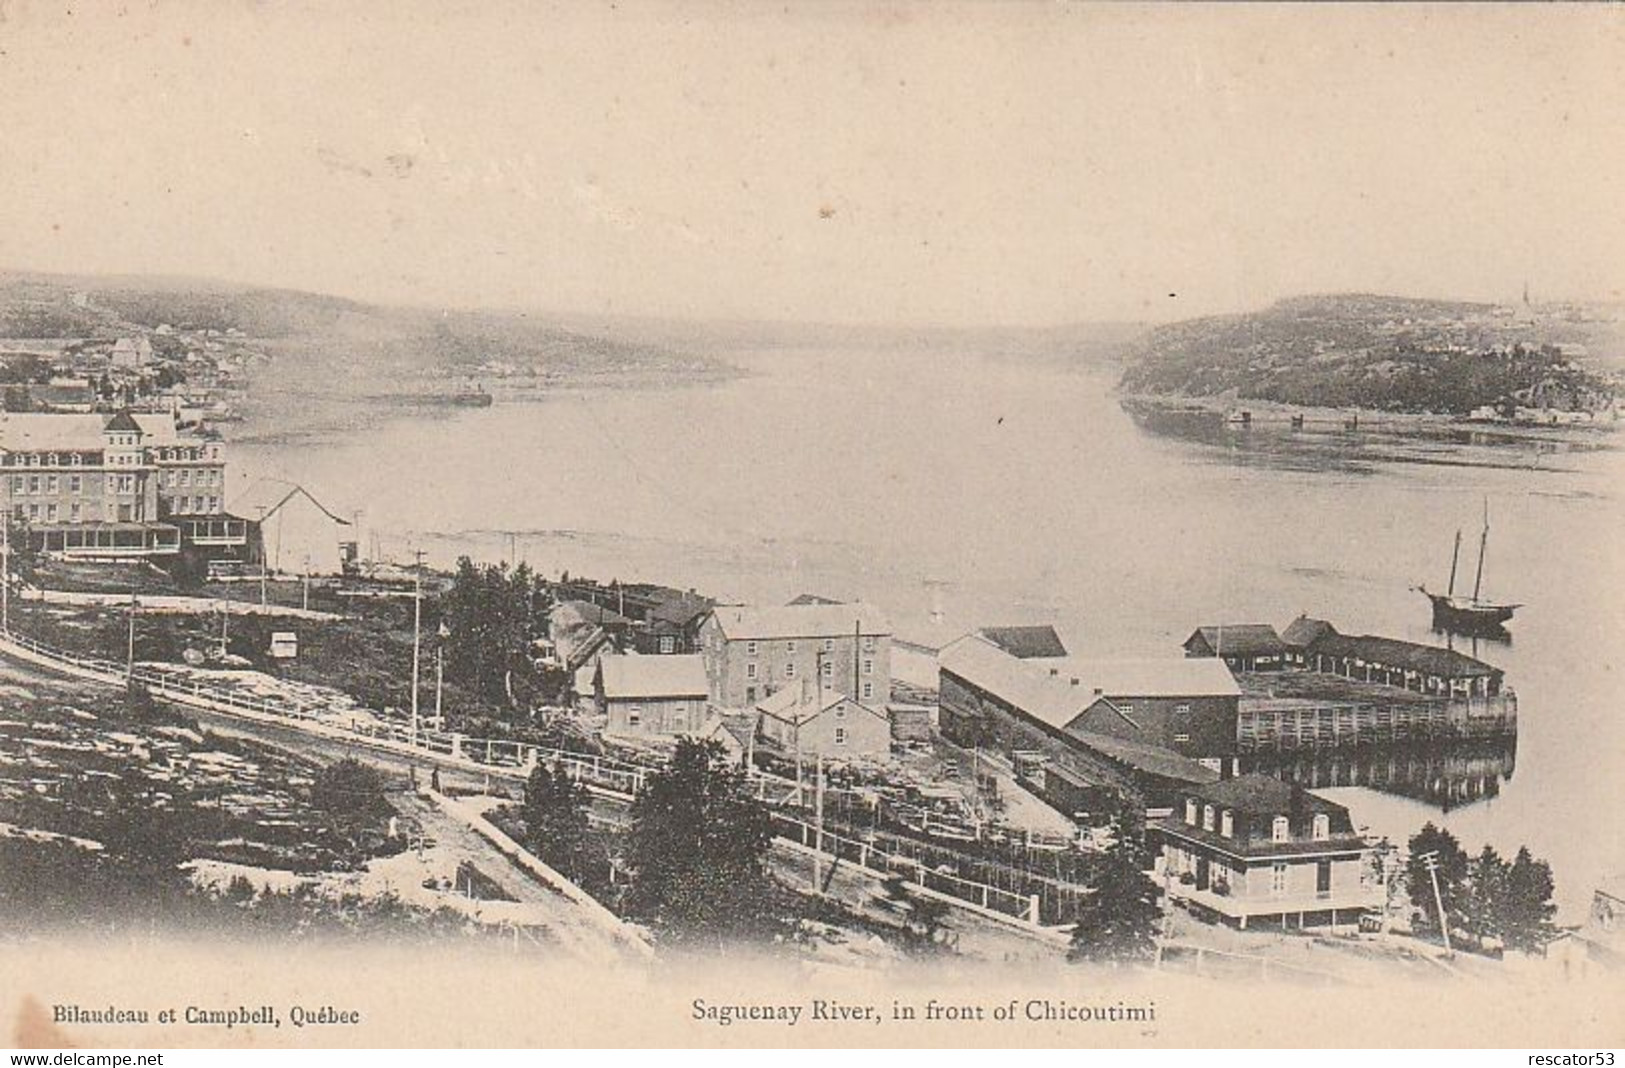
[1,1,1622,326]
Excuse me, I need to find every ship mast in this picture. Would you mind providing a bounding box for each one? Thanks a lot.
[1472,500,1490,601]
[1447,529,1462,597]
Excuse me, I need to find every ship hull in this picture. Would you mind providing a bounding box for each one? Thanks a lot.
[1423,591,1517,633]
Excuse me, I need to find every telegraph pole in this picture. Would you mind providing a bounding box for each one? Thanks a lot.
[434,621,449,730]
[2,512,10,635]
[1418,850,1454,958]
[126,589,138,681]
[410,548,425,743]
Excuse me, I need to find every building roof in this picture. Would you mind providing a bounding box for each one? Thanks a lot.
[556,600,634,629]
[104,410,142,433]
[1314,632,1500,679]
[597,654,709,700]
[1184,772,1346,819]
[1066,729,1222,784]
[939,634,1098,730]
[1057,656,1242,699]
[646,590,715,628]
[976,625,1069,659]
[1281,615,1339,649]
[756,682,884,725]
[787,593,844,606]
[707,602,891,641]
[227,479,350,525]
[0,411,194,451]
[1186,624,1285,657]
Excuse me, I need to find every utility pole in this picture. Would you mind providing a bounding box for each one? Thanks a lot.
[1418,850,1454,958]
[2,511,10,635]
[256,505,269,606]
[126,589,138,681]
[411,548,425,744]
[435,620,449,730]
[812,751,825,892]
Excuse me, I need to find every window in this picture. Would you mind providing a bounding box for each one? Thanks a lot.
[28,476,39,494]
[1220,811,1233,838]
[746,663,758,680]
[862,636,876,652]
[1185,798,1198,826]
[68,475,80,493]
[821,659,832,677]
[627,704,643,727]
[833,727,847,746]
[1202,804,1215,832]
[863,659,873,675]
[786,640,797,654]
[659,636,675,654]
[69,503,80,522]
[10,477,22,494]
[1173,732,1190,743]
[1312,813,1330,841]
[834,705,846,719]
[1272,816,1290,843]
[1271,862,1288,896]
[671,709,687,731]
[785,663,796,679]
[46,475,58,494]
[1175,703,1192,715]
[45,504,57,522]
[822,638,834,653]
[861,681,873,700]
[745,641,758,656]
[1119,703,1135,716]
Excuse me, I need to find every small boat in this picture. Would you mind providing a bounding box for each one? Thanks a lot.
[449,383,493,407]
[1418,501,1520,633]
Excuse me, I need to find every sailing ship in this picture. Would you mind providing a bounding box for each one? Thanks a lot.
[1418,502,1520,633]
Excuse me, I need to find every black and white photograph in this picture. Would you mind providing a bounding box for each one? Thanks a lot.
[0,0,1621,1053]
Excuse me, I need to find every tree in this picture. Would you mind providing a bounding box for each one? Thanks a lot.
[1503,847,1558,954]
[1405,822,1468,938]
[310,758,394,856]
[623,738,775,946]
[1068,804,1161,965]
[522,763,594,885]
[1461,845,1510,951]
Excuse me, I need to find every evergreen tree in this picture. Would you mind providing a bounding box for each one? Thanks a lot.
[522,762,594,884]
[1068,804,1161,965]
[623,738,775,946]
[1405,822,1468,936]
[1503,846,1558,954]
[1461,845,1510,950]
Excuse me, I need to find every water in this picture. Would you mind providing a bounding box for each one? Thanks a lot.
[231,345,1625,916]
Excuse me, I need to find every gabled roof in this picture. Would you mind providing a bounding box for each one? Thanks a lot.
[1186,624,1285,657]
[597,654,709,700]
[557,600,633,628]
[1058,656,1242,699]
[755,682,884,725]
[787,593,844,606]
[976,625,1069,659]
[227,479,350,525]
[1282,615,1339,649]
[706,602,891,641]
[104,410,142,433]
[1186,772,1347,819]
[1066,729,1222,784]
[647,591,715,627]
[1314,633,1499,679]
[939,634,1097,730]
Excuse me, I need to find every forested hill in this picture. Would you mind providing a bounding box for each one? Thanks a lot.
[1119,293,1620,414]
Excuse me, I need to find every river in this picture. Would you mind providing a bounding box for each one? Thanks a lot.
[229,344,1625,917]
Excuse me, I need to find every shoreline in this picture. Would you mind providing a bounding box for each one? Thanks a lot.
[1117,391,1621,448]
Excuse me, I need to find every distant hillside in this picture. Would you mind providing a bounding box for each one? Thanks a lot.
[1120,293,1619,414]
[0,270,728,388]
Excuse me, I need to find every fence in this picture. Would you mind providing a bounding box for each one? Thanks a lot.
[0,625,1085,931]
[768,810,1046,927]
